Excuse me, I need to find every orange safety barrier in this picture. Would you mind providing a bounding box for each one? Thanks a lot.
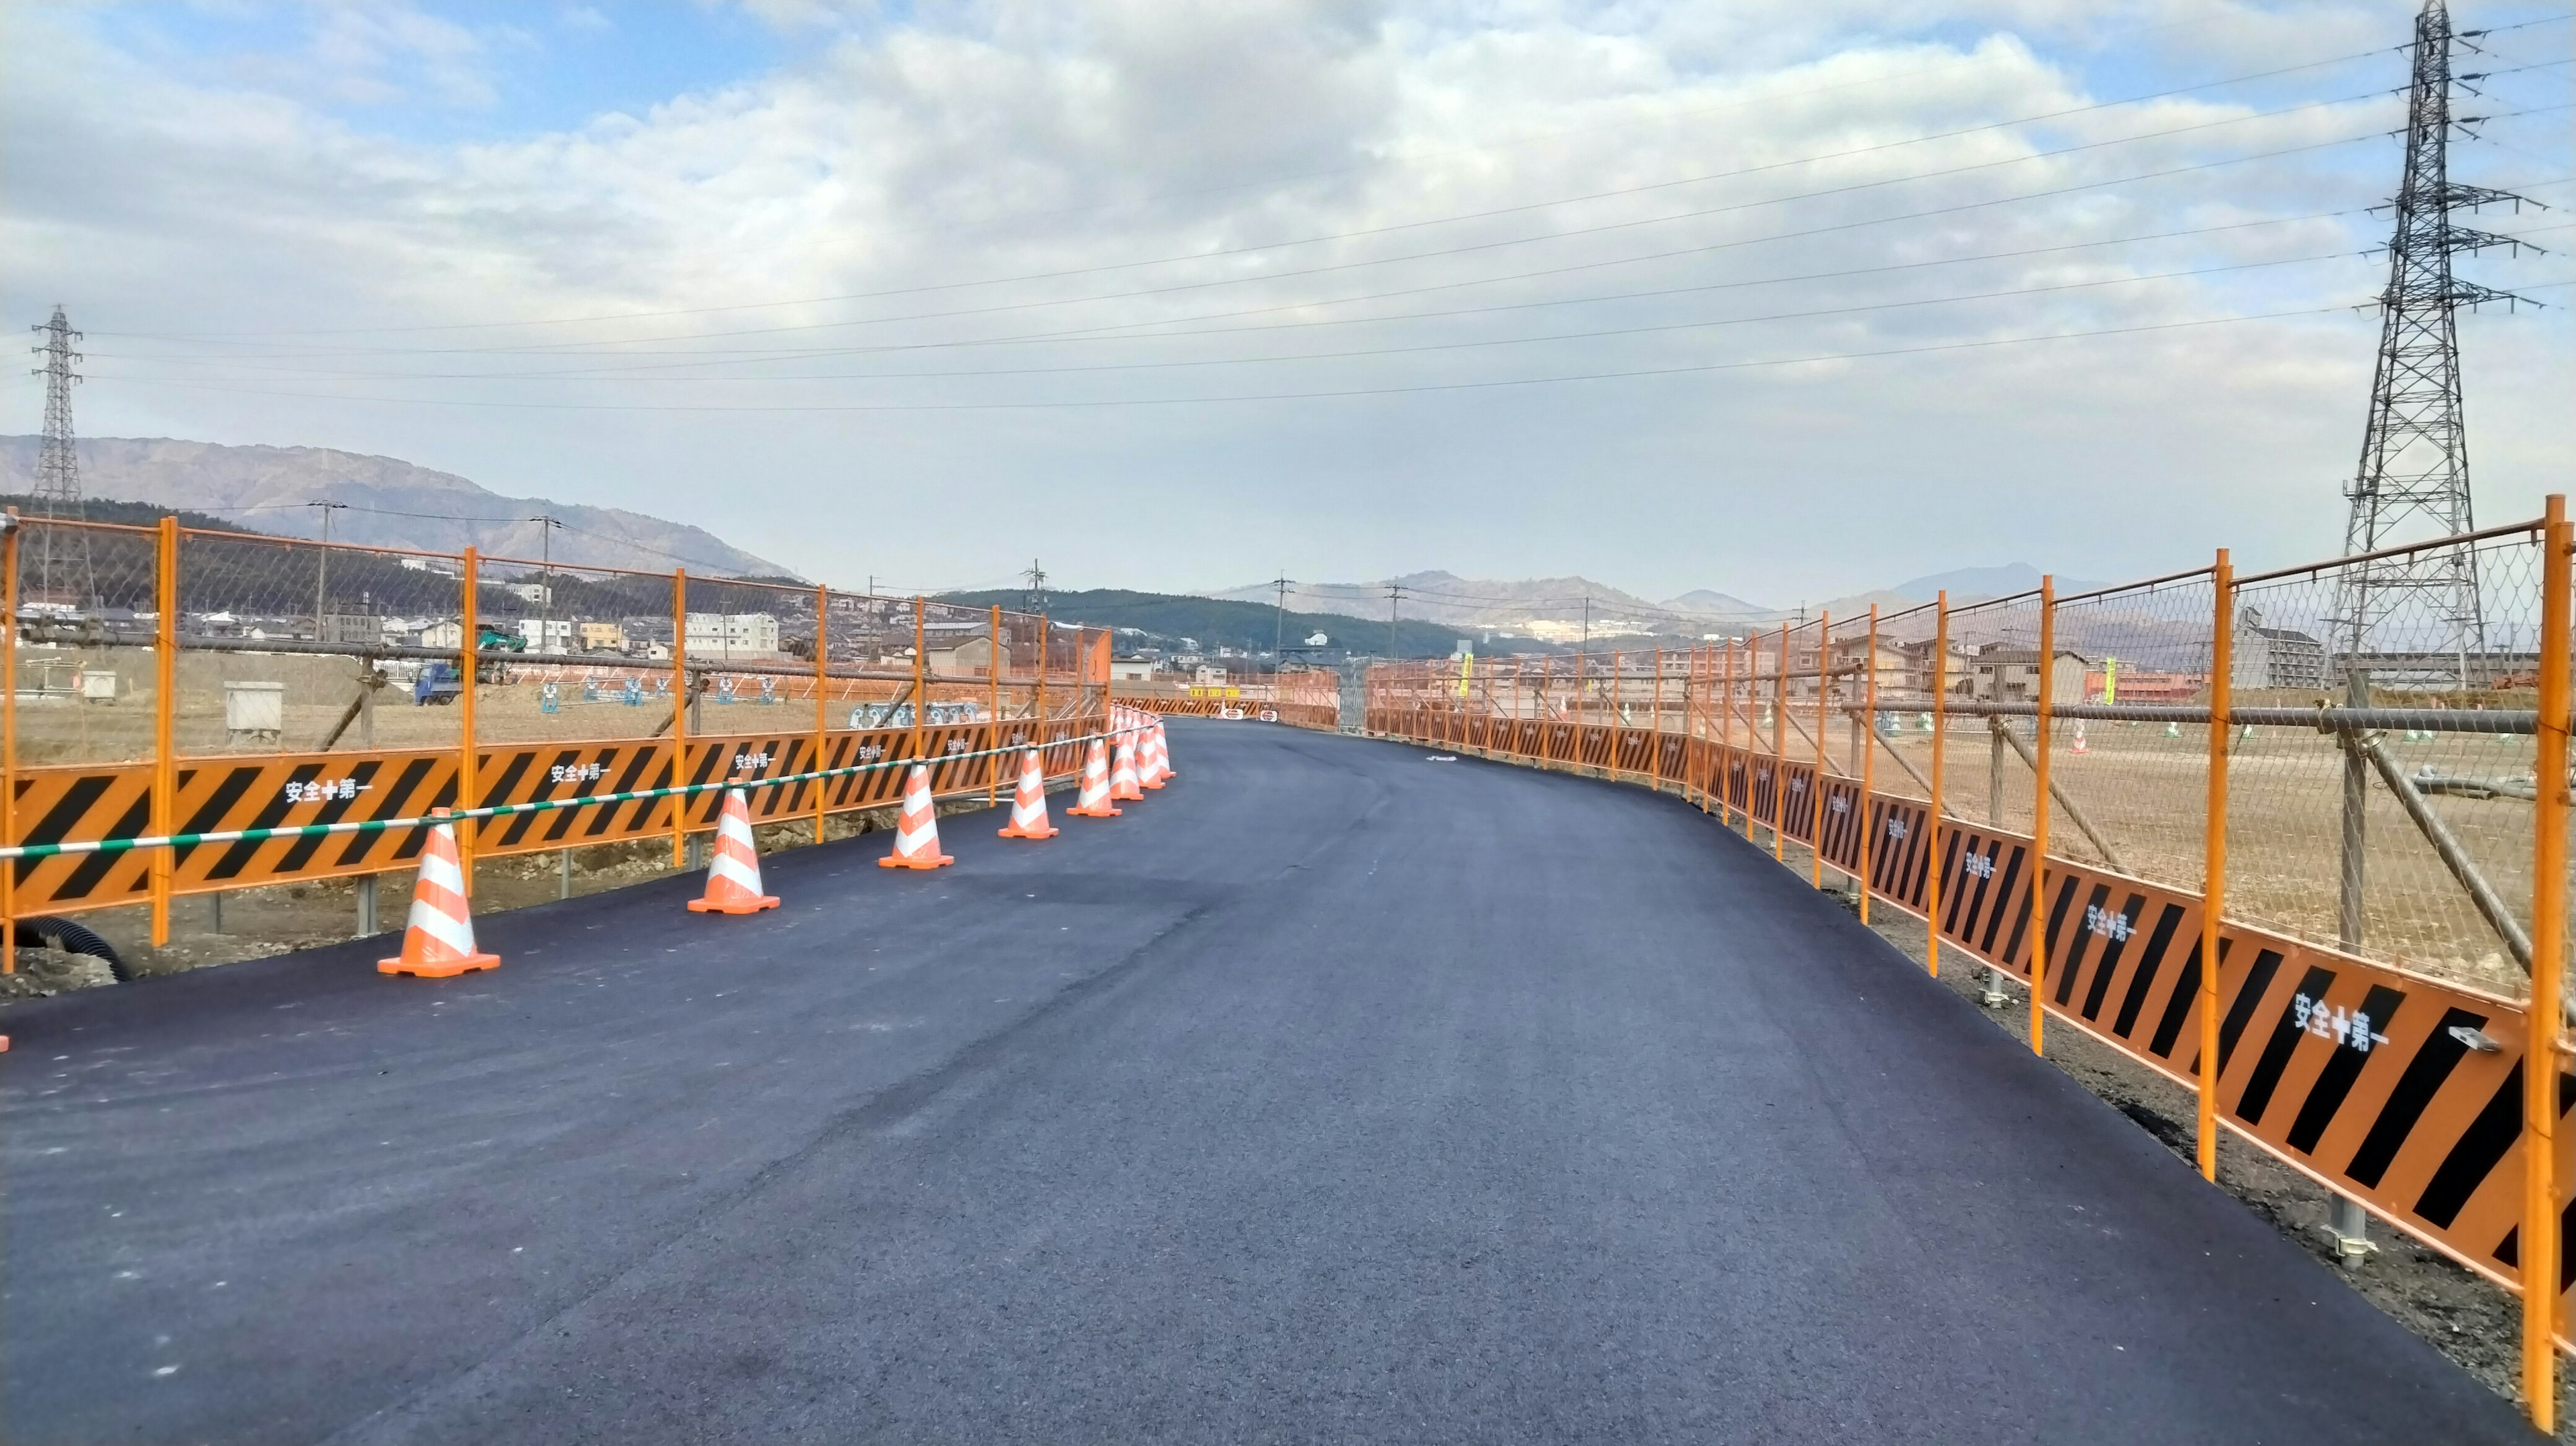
[1361,500,2576,1431]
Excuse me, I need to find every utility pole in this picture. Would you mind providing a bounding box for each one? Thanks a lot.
[1387,583,1405,660]
[27,304,93,610]
[1022,559,1049,616]
[2333,0,2538,687]
[1273,573,1291,677]
[309,500,348,641]
[533,514,562,653]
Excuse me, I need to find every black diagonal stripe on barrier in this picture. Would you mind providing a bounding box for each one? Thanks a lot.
[2082,893,2150,1021]
[684,744,729,824]
[170,765,263,868]
[1999,855,2051,968]
[2153,938,2215,1062]
[208,765,323,881]
[2286,983,2409,1154]
[2112,903,2188,1037]
[60,791,153,899]
[15,775,116,886]
[2214,948,2286,1074]
[501,750,577,848]
[2056,881,2111,1006]
[478,748,538,826]
[339,757,437,867]
[1948,836,1988,938]
[780,738,814,816]
[1981,846,2027,957]
[602,748,661,835]
[2347,1006,2487,1188]
[276,760,379,871]
[2417,1064,2524,1229]
[1901,810,1934,909]
[2236,965,2339,1126]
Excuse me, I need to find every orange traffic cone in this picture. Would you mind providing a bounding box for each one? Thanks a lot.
[1138,720,1167,790]
[997,748,1058,839]
[879,763,955,869]
[1110,732,1145,802]
[688,786,781,913]
[1153,720,1175,779]
[1066,739,1120,818]
[379,809,502,977]
[2071,720,2088,755]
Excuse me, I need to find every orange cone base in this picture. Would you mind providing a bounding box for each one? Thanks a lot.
[879,852,955,869]
[377,952,501,979]
[1067,803,1120,818]
[998,823,1059,840]
[1140,778,1166,790]
[688,894,780,914]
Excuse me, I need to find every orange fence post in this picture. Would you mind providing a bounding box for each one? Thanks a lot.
[2524,494,2569,1433]
[1772,622,1787,862]
[912,596,927,779]
[2,515,18,971]
[458,545,480,891]
[1722,639,1737,830]
[1929,592,1948,978]
[1811,612,1829,889]
[2199,551,2231,1179]
[988,604,1005,807]
[151,516,176,945]
[1652,647,1664,790]
[813,583,830,844]
[669,567,687,871]
[1035,611,1050,768]
[1861,606,1877,924]
[2028,575,2053,1055]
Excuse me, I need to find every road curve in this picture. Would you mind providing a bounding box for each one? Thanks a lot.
[1,721,2539,1443]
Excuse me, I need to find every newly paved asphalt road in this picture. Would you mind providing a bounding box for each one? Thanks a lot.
[0,722,2541,1443]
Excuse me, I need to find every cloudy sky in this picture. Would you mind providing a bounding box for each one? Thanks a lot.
[3,0,2569,609]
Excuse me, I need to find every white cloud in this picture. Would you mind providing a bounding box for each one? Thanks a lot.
[1,0,2565,604]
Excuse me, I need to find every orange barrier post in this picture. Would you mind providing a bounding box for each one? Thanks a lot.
[2524,494,2569,1433]
[988,604,1005,808]
[151,516,176,945]
[998,748,1058,839]
[1811,612,1829,889]
[1860,605,1877,924]
[879,763,955,869]
[1772,623,1788,862]
[669,567,688,871]
[1722,639,1738,830]
[459,546,482,891]
[813,583,830,845]
[1928,592,1949,978]
[689,786,782,913]
[2028,575,2054,1056]
[378,810,501,978]
[2199,551,2231,1180]
[0,513,14,978]
[1067,740,1119,818]
[911,596,928,782]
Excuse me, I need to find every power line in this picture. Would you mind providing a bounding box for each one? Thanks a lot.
[97,282,2572,415]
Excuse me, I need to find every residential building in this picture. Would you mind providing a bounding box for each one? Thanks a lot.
[2233,610,2329,691]
[1969,648,2091,704]
[517,618,574,652]
[1894,637,1972,699]
[682,612,782,658]
[576,621,627,653]
[1109,655,1158,682]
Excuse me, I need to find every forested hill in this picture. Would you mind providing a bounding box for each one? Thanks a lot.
[934,588,1509,660]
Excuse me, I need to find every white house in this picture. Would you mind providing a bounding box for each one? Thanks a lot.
[683,612,782,658]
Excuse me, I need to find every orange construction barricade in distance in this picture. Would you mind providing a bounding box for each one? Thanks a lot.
[1066,739,1120,819]
[380,809,503,978]
[998,748,1058,840]
[880,764,955,869]
[689,786,782,914]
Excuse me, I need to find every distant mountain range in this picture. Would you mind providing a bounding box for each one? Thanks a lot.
[1204,562,2104,640]
[0,437,790,578]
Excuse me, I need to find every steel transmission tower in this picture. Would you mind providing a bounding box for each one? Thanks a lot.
[27,304,96,610]
[2333,1,2538,685]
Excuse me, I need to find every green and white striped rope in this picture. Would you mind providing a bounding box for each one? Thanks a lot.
[0,720,1157,863]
